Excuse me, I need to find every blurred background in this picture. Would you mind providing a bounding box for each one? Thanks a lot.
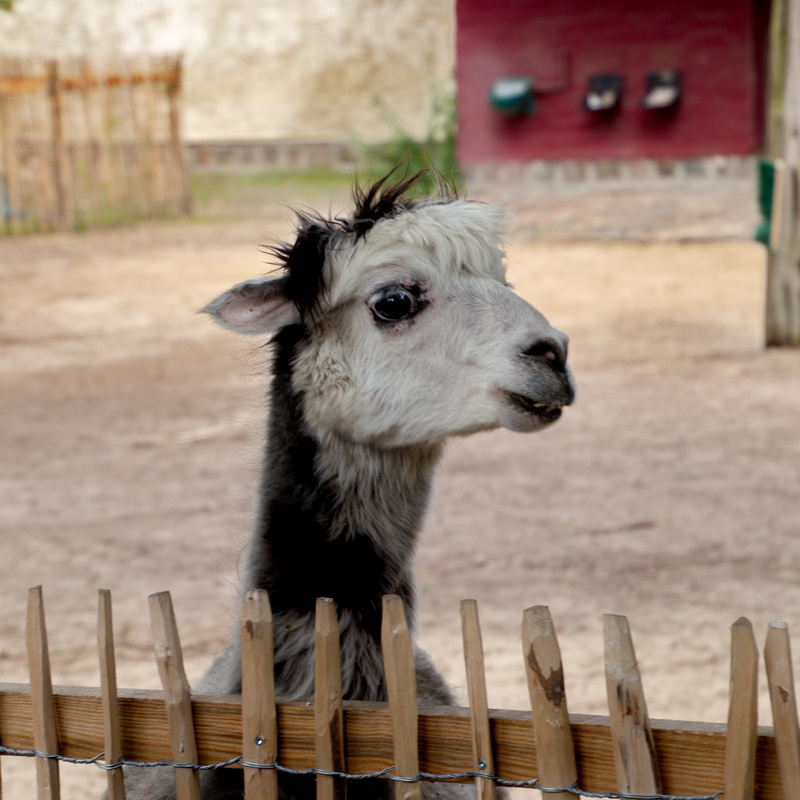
[0,0,790,239]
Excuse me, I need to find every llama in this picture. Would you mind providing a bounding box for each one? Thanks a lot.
[119,173,575,800]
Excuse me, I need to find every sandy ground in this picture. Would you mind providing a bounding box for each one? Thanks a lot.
[1,180,799,797]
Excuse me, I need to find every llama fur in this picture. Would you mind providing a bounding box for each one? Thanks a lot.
[115,174,575,800]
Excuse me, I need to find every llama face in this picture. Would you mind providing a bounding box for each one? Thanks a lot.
[205,190,575,448]
[294,203,574,446]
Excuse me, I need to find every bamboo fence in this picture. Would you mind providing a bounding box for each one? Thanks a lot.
[0,56,191,235]
[1,587,799,799]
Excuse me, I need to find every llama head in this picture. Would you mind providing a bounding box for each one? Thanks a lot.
[204,173,575,448]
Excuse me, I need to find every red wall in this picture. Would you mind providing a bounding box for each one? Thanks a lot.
[455,0,765,164]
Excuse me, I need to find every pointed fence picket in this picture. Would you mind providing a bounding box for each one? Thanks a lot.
[521,606,578,800]
[460,599,497,800]
[603,613,660,795]
[765,622,800,798]
[25,587,60,800]
[725,618,759,800]
[314,597,346,800]
[382,595,422,800]
[149,591,202,800]
[240,589,279,800]
[97,589,125,800]
[0,587,799,799]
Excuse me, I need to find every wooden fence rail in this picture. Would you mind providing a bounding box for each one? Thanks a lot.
[0,56,191,235]
[0,587,799,799]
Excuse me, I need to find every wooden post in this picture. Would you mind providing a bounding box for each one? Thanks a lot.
[381,595,421,800]
[98,590,126,800]
[0,58,22,234]
[96,59,121,218]
[240,589,279,800]
[25,586,61,800]
[148,591,202,800]
[123,57,148,217]
[26,59,57,231]
[18,58,46,232]
[166,56,192,216]
[603,614,659,795]
[140,55,164,216]
[315,597,347,800]
[724,618,758,800]
[764,0,800,345]
[769,159,787,251]
[765,621,800,798]
[521,606,578,800]
[460,600,497,800]
[77,57,101,228]
[0,95,14,235]
[46,59,72,231]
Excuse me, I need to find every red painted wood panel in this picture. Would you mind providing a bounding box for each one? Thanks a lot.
[455,0,765,163]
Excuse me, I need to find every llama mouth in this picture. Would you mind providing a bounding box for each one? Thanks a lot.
[505,391,563,421]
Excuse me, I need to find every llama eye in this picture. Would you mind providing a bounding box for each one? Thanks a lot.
[371,289,416,322]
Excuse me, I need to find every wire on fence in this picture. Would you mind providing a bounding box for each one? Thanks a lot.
[0,744,722,800]
[5,590,790,799]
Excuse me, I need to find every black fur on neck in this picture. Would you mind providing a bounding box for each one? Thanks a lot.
[250,325,422,647]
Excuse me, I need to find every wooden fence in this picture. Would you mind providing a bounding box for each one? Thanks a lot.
[2,587,800,800]
[0,56,191,234]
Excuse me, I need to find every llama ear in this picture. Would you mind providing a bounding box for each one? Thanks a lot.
[202,275,301,334]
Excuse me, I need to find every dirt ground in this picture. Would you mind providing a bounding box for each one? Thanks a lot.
[1,179,799,798]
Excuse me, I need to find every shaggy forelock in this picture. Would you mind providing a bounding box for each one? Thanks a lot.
[264,171,459,320]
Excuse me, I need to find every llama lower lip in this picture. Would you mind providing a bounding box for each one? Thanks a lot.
[505,391,563,421]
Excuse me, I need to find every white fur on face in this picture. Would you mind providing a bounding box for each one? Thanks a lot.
[323,200,509,305]
[292,200,575,448]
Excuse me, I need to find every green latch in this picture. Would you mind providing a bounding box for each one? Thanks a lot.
[489,77,535,117]
[754,158,774,246]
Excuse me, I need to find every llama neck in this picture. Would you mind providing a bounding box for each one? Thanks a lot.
[242,326,442,698]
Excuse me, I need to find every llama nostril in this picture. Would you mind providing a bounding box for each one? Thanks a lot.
[523,338,567,370]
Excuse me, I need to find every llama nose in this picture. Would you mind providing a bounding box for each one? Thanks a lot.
[522,335,569,371]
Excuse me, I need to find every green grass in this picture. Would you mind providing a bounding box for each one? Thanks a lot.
[191,169,353,203]
[189,169,356,222]
[187,161,459,225]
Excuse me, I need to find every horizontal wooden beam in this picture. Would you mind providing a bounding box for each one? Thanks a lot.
[0,683,784,797]
[0,77,46,94]
[60,71,181,90]
[0,71,180,96]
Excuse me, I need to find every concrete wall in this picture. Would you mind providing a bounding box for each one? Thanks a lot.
[0,0,453,143]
